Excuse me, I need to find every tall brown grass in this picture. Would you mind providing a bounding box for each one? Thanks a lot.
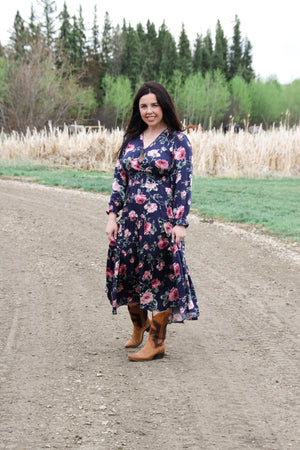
[1,123,299,176]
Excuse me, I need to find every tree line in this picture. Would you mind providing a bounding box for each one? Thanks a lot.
[0,0,299,132]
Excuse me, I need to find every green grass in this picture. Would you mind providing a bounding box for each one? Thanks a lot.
[1,160,299,242]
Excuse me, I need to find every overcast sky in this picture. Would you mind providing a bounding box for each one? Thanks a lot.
[1,0,299,84]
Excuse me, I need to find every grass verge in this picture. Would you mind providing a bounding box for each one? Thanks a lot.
[1,160,299,242]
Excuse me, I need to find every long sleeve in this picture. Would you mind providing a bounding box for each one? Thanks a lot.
[170,133,193,227]
[107,156,128,216]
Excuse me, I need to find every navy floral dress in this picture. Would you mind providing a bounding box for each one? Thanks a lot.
[106,129,199,323]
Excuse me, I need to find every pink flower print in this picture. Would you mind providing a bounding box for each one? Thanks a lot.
[145,203,158,213]
[120,170,127,181]
[168,287,179,302]
[188,300,195,310]
[106,268,113,279]
[119,264,127,276]
[140,291,153,304]
[152,279,161,289]
[130,159,141,170]
[176,173,182,183]
[155,159,169,170]
[143,243,149,250]
[145,182,157,190]
[156,261,165,271]
[165,187,172,195]
[114,262,119,275]
[174,147,186,160]
[181,190,187,198]
[124,229,131,237]
[167,207,174,218]
[175,205,185,218]
[112,180,121,191]
[158,238,169,249]
[135,193,147,204]
[125,144,134,153]
[129,210,138,221]
[130,257,134,264]
[173,262,180,277]
[148,149,160,157]
[142,271,152,281]
[144,222,152,234]
[164,222,173,234]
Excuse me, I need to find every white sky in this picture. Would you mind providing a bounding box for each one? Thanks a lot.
[1,0,299,84]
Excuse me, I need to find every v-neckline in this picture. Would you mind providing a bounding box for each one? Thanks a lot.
[142,128,167,150]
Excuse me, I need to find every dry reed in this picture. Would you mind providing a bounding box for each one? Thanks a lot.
[1,123,299,176]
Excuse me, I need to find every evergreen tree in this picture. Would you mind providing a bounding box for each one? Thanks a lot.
[228,15,243,80]
[39,0,57,47]
[77,6,86,66]
[29,4,42,40]
[213,20,228,77]
[101,12,113,73]
[120,23,141,87]
[145,21,158,80]
[58,1,72,59]
[177,24,192,79]
[241,37,254,82]
[111,24,124,76]
[201,30,213,75]
[91,4,100,61]
[193,34,203,73]
[9,11,28,59]
[157,22,177,82]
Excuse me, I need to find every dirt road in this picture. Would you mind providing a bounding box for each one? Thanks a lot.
[0,178,299,450]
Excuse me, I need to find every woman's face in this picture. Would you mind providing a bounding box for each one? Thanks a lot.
[139,93,164,128]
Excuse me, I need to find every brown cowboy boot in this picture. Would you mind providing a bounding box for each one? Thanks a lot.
[125,303,151,348]
[128,310,169,361]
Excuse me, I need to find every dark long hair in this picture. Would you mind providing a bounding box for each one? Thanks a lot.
[119,81,184,155]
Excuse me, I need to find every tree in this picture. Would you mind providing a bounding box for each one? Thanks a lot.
[201,30,213,75]
[249,77,284,127]
[193,34,203,73]
[241,37,254,82]
[90,5,100,60]
[230,75,252,122]
[9,11,28,59]
[57,1,72,62]
[157,22,177,82]
[1,40,96,132]
[101,12,113,73]
[228,15,243,80]
[39,0,57,47]
[120,23,141,87]
[177,70,230,127]
[177,24,192,79]
[213,20,228,77]
[111,24,124,76]
[101,74,132,128]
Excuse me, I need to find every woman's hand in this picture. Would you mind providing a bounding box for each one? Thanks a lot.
[105,212,118,242]
[171,225,186,245]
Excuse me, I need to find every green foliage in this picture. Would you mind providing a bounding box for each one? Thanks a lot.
[230,75,252,122]
[102,74,132,128]
[177,70,230,127]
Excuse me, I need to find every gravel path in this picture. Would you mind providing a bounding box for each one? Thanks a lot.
[0,178,299,450]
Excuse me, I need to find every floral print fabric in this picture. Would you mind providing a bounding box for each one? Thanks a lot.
[106,129,199,323]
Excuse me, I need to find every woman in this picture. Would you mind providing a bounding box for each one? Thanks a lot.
[105,81,199,361]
